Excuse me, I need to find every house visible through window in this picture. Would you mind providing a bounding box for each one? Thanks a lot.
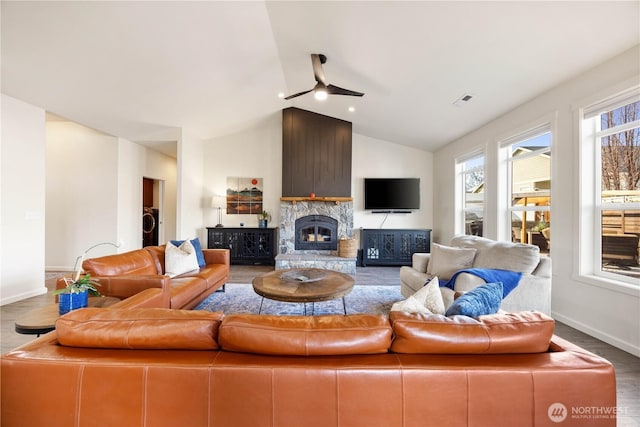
[457,153,485,236]
[582,90,640,284]
[502,127,551,253]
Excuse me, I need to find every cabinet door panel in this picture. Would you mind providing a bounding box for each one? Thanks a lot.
[207,228,276,265]
[361,229,431,266]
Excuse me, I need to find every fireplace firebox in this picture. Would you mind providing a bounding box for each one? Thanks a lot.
[295,215,338,251]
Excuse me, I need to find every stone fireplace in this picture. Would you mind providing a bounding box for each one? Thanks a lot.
[276,108,356,274]
[275,199,356,274]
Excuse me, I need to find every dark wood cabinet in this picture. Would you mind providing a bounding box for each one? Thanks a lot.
[282,107,352,197]
[206,227,277,265]
[361,229,431,266]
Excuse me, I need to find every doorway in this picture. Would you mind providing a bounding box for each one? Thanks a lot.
[143,177,163,247]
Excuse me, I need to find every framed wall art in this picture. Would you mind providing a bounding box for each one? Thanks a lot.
[226,177,263,214]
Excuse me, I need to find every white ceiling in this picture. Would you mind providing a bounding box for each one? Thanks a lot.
[2,1,639,157]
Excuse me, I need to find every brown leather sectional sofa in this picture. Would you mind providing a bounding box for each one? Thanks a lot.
[55,245,230,309]
[2,247,617,426]
[1,306,616,427]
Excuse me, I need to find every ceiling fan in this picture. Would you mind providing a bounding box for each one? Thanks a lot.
[284,53,364,101]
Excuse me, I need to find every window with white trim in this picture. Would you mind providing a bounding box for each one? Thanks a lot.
[457,153,485,236]
[581,88,640,284]
[501,126,552,253]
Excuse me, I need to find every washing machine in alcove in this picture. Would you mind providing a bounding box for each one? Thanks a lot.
[142,207,159,247]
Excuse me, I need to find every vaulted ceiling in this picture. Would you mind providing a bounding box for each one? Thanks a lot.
[2,1,639,156]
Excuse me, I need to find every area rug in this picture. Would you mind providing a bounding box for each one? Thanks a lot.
[195,284,404,316]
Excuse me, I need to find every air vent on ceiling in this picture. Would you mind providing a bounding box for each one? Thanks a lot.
[453,93,474,107]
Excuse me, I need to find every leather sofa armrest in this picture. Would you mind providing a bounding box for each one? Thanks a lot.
[90,275,171,306]
[412,253,431,273]
[203,249,230,267]
[56,275,170,307]
[110,288,167,309]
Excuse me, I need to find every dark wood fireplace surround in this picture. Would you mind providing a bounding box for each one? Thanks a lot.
[282,107,352,199]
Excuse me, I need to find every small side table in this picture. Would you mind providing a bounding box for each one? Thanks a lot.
[15,296,121,336]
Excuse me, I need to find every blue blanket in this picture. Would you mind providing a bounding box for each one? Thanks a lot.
[439,268,523,298]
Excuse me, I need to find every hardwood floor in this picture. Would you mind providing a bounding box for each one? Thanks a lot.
[1,265,638,425]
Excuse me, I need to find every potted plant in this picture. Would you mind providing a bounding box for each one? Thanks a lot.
[257,210,271,228]
[54,274,101,315]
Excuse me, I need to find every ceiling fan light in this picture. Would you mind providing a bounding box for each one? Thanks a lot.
[314,88,328,101]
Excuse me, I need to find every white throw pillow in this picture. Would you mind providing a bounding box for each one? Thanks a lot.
[390,295,433,314]
[391,277,445,315]
[427,243,477,279]
[165,240,200,278]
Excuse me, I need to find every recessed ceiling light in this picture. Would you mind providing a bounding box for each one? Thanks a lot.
[348,106,355,112]
[278,92,285,98]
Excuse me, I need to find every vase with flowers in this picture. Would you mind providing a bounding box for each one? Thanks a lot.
[257,210,271,228]
[54,274,101,315]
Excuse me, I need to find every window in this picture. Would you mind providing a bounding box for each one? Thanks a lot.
[457,153,484,236]
[501,126,551,253]
[582,89,640,284]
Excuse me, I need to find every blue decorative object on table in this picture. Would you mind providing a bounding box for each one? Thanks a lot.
[58,290,89,315]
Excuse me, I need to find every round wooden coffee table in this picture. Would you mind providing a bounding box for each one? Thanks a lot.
[252,268,355,315]
[15,296,121,336]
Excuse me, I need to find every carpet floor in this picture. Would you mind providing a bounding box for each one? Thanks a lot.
[195,283,404,316]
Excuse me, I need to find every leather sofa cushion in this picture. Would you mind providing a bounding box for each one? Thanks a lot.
[219,314,392,356]
[82,249,160,276]
[389,311,554,354]
[56,308,223,350]
[168,278,208,308]
[176,264,228,288]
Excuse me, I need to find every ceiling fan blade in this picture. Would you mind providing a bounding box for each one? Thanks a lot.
[311,54,327,85]
[327,84,364,97]
[284,89,313,100]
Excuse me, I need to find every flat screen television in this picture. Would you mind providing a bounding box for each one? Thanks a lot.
[364,178,420,211]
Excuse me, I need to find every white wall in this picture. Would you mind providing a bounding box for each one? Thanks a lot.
[353,134,433,231]
[203,112,283,230]
[202,111,434,238]
[46,119,178,268]
[1,94,47,305]
[45,120,119,268]
[116,138,145,251]
[433,45,640,356]
[177,129,206,241]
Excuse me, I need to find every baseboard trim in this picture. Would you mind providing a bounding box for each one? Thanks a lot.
[45,266,74,272]
[0,287,47,306]
[552,311,640,357]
